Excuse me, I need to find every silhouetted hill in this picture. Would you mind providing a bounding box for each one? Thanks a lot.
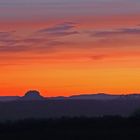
[1,93,140,101]
[20,90,45,101]
[47,93,140,100]
[0,93,140,120]
[69,93,119,100]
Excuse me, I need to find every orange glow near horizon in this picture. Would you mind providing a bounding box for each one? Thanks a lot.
[0,1,140,96]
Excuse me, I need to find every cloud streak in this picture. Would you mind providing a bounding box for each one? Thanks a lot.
[37,22,79,36]
[90,27,140,37]
[1,24,140,54]
[0,22,79,53]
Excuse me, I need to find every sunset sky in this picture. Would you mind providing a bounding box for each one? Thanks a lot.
[0,0,140,96]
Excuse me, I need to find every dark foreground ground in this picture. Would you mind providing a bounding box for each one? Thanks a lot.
[1,116,140,140]
[1,99,140,120]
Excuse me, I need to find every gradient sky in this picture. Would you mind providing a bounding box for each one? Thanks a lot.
[0,0,140,96]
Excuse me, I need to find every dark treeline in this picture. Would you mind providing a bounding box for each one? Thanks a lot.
[1,116,140,140]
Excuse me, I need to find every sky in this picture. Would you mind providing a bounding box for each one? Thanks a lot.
[0,0,140,96]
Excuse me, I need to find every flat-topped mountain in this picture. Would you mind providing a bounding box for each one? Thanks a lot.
[20,90,45,101]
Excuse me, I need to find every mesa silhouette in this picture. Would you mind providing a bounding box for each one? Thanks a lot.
[0,90,140,120]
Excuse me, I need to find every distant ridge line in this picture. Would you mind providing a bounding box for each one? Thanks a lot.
[1,92,140,101]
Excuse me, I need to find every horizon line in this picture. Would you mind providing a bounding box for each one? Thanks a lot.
[1,92,140,98]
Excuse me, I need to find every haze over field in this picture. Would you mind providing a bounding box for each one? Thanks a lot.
[0,0,140,96]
